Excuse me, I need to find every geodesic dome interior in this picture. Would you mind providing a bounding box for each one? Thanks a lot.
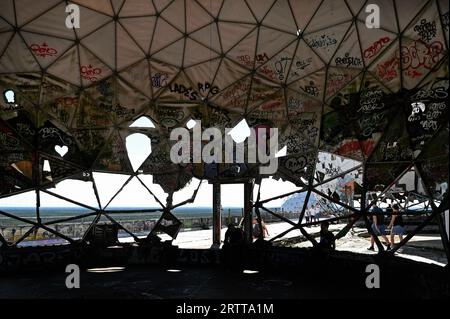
[0,0,448,251]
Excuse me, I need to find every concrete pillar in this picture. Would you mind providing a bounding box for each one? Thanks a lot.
[212,183,221,247]
[243,181,253,243]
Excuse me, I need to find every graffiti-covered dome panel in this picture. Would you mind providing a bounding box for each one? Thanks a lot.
[0,0,448,192]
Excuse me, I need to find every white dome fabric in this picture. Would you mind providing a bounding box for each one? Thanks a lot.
[0,0,448,193]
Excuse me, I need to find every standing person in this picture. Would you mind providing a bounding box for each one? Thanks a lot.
[252,217,269,239]
[222,223,245,271]
[387,204,405,249]
[313,204,320,223]
[260,218,269,238]
[367,203,391,251]
[305,206,311,224]
[224,224,236,246]
[310,204,317,224]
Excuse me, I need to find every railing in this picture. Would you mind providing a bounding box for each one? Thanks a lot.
[0,211,303,243]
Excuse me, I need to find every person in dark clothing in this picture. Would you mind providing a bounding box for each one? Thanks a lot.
[319,221,335,250]
[368,203,391,251]
[387,204,405,248]
[224,224,235,245]
[224,224,244,246]
[222,224,245,271]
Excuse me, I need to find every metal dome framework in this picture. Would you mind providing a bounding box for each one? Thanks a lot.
[0,0,448,260]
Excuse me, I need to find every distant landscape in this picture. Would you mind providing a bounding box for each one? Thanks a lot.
[0,206,285,226]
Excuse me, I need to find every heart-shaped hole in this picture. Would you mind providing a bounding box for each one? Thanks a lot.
[55,145,68,157]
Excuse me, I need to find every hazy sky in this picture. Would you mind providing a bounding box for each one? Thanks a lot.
[0,175,299,209]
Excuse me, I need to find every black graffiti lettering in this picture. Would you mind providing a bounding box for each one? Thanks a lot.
[306,34,338,51]
[300,81,319,97]
[442,12,449,31]
[197,82,219,95]
[335,53,363,68]
[169,83,196,100]
[414,19,437,43]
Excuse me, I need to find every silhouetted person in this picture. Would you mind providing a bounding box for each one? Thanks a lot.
[224,223,244,246]
[222,224,245,271]
[319,221,335,251]
[368,203,391,251]
[387,204,405,249]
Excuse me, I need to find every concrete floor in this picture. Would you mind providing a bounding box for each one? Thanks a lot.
[0,264,407,299]
[1,220,447,299]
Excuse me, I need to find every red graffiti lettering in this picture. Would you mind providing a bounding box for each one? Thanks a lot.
[29,43,58,58]
[375,40,444,81]
[80,65,102,82]
[337,140,375,157]
[364,37,390,59]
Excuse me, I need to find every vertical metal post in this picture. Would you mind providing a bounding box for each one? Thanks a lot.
[362,165,384,252]
[212,182,221,247]
[413,164,450,260]
[243,180,253,243]
[0,232,6,246]
[445,209,449,242]
[34,127,41,225]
